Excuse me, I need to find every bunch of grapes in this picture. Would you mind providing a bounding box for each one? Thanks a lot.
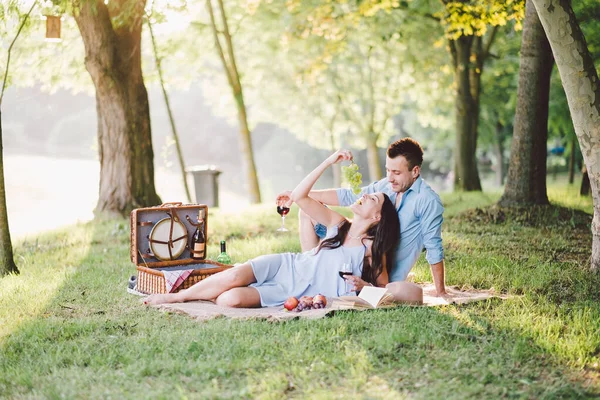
[342,162,363,195]
[284,295,327,312]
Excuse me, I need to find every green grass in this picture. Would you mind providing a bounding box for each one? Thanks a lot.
[1,183,599,399]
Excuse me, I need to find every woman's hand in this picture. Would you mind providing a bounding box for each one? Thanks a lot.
[276,190,292,207]
[344,275,373,293]
[326,149,353,166]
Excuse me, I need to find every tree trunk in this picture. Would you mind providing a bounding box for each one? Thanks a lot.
[0,1,37,276]
[580,165,590,196]
[233,92,261,204]
[494,119,505,187]
[0,111,18,276]
[147,15,192,203]
[327,124,341,188]
[568,136,576,184]
[452,36,481,191]
[469,36,484,187]
[499,0,553,206]
[366,134,382,181]
[208,0,261,204]
[532,0,600,271]
[74,0,161,216]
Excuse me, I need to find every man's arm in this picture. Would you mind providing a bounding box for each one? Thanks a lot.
[419,195,446,296]
[430,260,447,296]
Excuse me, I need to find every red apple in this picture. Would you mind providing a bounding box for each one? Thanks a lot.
[283,296,299,311]
[313,294,327,306]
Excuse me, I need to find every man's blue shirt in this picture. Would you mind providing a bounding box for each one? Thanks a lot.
[336,176,444,282]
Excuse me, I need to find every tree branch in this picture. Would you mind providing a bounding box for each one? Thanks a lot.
[146,9,192,203]
[331,69,366,133]
[367,46,376,136]
[1,0,38,106]
[448,38,457,69]
[394,1,440,22]
[206,0,236,89]
[217,0,242,90]
[482,25,499,61]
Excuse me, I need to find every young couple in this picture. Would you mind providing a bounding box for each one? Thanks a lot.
[144,138,447,307]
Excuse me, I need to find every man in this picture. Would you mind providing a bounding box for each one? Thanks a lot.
[277,138,447,296]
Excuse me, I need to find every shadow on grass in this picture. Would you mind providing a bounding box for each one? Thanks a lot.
[0,210,599,398]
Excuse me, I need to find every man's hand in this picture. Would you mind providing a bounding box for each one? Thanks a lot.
[276,190,293,207]
[430,261,447,297]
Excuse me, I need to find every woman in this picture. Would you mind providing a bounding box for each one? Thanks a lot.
[143,150,400,307]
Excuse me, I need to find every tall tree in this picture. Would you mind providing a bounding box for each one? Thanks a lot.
[249,2,447,182]
[438,1,524,191]
[74,0,161,216]
[206,0,261,203]
[273,0,523,189]
[499,0,553,206]
[0,0,37,276]
[531,0,600,271]
[146,9,192,203]
[478,27,520,188]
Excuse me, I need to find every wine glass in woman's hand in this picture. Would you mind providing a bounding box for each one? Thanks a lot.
[276,204,290,232]
[339,262,354,296]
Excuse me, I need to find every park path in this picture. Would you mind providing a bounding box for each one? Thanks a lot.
[5,154,241,239]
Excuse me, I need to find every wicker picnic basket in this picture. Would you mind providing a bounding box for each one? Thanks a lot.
[130,202,231,294]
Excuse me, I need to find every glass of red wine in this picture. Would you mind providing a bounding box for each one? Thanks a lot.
[339,262,354,296]
[276,205,290,232]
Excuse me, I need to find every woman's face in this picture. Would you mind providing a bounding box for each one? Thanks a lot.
[350,192,385,221]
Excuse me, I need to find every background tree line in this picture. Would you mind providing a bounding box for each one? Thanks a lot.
[1,0,599,274]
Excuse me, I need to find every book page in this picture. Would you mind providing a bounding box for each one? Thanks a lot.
[358,286,392,308]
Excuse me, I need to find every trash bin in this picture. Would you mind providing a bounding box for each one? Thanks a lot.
[186,165,221,207]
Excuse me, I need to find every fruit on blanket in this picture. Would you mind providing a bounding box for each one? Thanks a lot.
[299,296,313,308]
[284,296,299,311]
[286,295,329,312]
[313,294,327,307]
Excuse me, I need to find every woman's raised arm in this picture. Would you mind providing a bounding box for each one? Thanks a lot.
[290,150,352,228]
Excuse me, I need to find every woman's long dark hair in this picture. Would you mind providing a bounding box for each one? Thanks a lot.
[315,194,400,284]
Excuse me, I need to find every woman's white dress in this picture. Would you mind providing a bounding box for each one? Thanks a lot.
[249,225,365,306]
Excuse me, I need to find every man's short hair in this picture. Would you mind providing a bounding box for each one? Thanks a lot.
[387,138,423,170]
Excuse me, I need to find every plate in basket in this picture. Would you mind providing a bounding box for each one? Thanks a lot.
[149,217,188,261]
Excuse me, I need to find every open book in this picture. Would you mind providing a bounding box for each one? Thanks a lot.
[338,286,396,309]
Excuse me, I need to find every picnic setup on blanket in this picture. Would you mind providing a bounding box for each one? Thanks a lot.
[129,202,510,321]
[129,202,232,294]
[151,283,509,322]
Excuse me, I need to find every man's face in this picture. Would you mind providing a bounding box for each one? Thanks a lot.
[385,155,420,194]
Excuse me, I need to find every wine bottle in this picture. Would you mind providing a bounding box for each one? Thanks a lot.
[191,209,206,260]
[216,240,231,264]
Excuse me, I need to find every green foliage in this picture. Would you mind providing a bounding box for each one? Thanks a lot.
[242,1,454,152]
[0,2,90,94]
[439,0,525,39]
[1,184,599,397]
[477,25,520,161]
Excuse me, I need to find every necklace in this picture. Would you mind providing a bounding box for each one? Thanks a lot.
[347,231,364,240]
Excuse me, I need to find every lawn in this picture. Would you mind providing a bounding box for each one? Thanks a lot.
[0,184,599,399]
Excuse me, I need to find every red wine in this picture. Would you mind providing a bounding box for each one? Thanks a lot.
[277,206,290,216]
[339,271,352,279]
[191,209,206,260]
